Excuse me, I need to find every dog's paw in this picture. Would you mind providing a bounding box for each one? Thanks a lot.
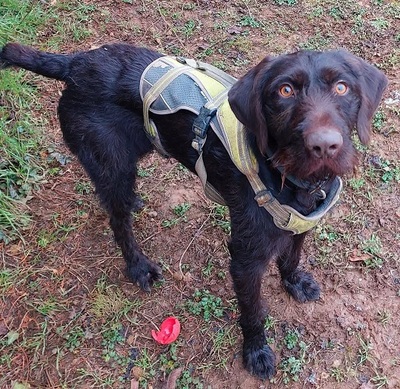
[243,343,276,379]
[282,270,320,303]
[127,254,163,292]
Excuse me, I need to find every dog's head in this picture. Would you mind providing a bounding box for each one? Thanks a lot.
[228,50,388,180]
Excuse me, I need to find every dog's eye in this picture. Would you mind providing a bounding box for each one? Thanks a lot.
[335,82,348,95]
[279,84,294,98]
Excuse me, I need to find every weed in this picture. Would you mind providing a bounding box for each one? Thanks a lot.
[76,368,116,387]
[37,229,56,248]
[161,217,179,228]
[361,234,384,269]
[330,366,345,382]
[217,270,226,280]
[101,323,128,365]
[0,268,17,294]
[329,6,345,20]
[134,348,157,384]
[212,60,227,70]
[162,202,191,227]
[0,0,48,42]
[371,374,389,388]
[274,0,297,5]
[284,329,300,350]
[377,310,391,325]
[27,296,65,317]
[239,15,261,28]
[380,160,400,183]
[310,7,324,18]
[202,260,214,278]
[57,325,86,352]
[279,341,308,383]
[75,180,92,195]
[51,2,96,43]
[317,224,340,244]
[348,177,366,191]
[137,166,156,177]
[177,368,204,389]
[0,1,52,240]
[186,289,224,321]
[373,111,386,130]
[159,343,179,372]
[352,13,365,34]
[210,204,231,234]
[299,33,331,50]
[173,202,191,217]
[264,315,278,331]
[181,19,197,38]
[364,256,384,270]
[371,18,389,30]
[208,325,236,361]
[357,336,372,366]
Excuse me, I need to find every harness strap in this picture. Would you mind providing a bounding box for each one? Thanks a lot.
[176,57,237,87]
[192,91,231,205]
[249,174,343,234]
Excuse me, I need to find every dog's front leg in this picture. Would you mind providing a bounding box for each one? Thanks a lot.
[229,239,276,379]
[277,234,320,303]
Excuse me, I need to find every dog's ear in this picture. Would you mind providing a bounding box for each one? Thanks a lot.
[345,54,388,145]
[228,56,274,154]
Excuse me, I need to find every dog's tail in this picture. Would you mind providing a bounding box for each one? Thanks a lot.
[0,43,71,81]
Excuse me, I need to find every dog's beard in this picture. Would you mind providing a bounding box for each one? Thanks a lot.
[271,144,358,182]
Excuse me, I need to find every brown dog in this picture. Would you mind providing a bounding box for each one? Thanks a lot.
[0,43,387,378]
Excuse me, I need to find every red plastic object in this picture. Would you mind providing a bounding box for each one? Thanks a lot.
[151,317,181,345]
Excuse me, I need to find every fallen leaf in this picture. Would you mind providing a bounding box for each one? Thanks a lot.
[164,367,183,389]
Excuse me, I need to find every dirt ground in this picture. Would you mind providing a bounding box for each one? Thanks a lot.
[1,1,400,388]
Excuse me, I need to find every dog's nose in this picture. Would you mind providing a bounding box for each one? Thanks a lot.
[305,129,343,158]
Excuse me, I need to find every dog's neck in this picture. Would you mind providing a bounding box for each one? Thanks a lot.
[264,145,334,201]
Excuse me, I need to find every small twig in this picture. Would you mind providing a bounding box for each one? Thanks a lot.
[147,164,177,194]
[140,231,159,245]
[177,212,211,275]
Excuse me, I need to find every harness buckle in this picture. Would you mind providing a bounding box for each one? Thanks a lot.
[254,189,275,206]
[192,107,217,153]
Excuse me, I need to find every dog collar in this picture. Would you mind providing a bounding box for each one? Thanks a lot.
[140,56,343,234]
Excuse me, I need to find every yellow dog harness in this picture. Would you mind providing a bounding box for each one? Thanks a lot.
[139,56,342,234]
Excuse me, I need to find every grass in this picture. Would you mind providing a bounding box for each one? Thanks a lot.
[0,1,50,242]
[0,71,45,242]
[89,275,141,321]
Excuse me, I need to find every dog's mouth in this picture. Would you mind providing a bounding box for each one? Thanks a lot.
[270,144,358,182]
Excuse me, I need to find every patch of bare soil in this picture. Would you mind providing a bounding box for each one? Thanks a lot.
[1,1,399,388]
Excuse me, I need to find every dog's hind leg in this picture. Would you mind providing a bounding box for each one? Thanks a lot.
[277,234,320,303]
[60,105,162,291]
[81,149,162,291]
